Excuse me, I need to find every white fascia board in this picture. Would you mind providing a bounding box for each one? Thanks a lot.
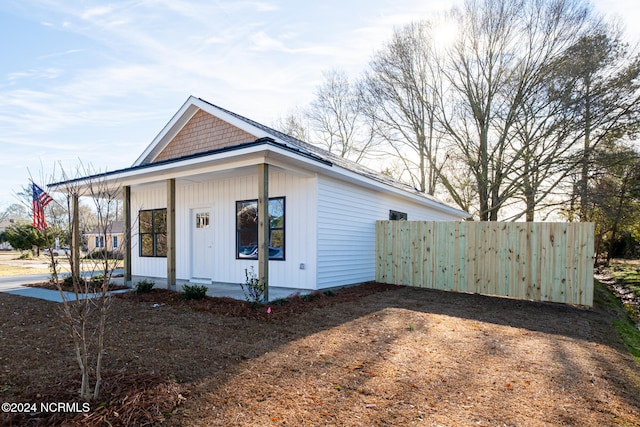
[264,146,469,218]
[55,142,468,218]
[109,146,274,186]
[133,97,200,166]
[48,145,269,195]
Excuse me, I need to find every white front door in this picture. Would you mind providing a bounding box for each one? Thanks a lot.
[191,208,213,281]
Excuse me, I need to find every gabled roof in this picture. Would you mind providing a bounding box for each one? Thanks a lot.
[84,220,124,236]
[134,96,465,214]
[49,96,468,218]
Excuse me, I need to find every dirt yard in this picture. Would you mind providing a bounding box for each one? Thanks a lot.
[0,282,639,426]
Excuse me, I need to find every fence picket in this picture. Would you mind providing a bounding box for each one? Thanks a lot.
[376,221,595,307]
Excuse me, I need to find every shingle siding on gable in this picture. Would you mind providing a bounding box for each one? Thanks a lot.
[153,110,257,163]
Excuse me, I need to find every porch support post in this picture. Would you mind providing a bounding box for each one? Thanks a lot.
[166,179,176,289]
[122,186,132,286]
[71,192,80,281]
[258,163,269,302]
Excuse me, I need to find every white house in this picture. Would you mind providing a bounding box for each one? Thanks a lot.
[51,96,468,293]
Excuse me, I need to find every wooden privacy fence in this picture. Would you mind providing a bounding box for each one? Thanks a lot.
[376,221,595,307]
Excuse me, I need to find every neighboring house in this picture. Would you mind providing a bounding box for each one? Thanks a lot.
[51,96,468,290]
[85,220,124,253]
[0,219,16,250]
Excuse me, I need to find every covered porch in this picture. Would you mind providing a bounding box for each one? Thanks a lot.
[52,137,327,300]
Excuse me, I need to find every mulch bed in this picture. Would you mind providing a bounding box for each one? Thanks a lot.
[1,282,639,426]
[25,281,129,293]
[1,283,397,426]
[117,282,399,320]
[2,371,182,426]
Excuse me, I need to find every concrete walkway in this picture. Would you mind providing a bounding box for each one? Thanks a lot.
[0,274,309,303]
[0,274,129,303]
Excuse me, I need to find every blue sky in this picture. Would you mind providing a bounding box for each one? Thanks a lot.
[0,0,638,209]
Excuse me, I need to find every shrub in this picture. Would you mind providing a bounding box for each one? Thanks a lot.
[183,284,208,300]
[301,292,321,302]
[241,266,266,304]
[84,249,124,260]
[91,274,105,283]
[135,279,155,293]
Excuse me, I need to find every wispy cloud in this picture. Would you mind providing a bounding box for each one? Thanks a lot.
[37,49,85,60]
[7,68,62,81]
[80,5,113,20]
[249,31,291,52]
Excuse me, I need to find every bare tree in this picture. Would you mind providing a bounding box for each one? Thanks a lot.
[47,163,124,400]
[272,109,310,142]
[305,69,378,163]
[361,21,444,195]
[0,203,29,223]
[437,0,591,220]
[507,61,581,221]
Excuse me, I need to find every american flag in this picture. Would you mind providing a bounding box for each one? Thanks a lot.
[32,183,54,231]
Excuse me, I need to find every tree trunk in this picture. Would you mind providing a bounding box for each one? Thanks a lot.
[579,80,592,221]
[606,174,630,265]
[479,127,490,221]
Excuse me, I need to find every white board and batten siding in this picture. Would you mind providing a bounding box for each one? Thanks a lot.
[130,183,167,278]
[316,175,460,289]
[130,169,318,289]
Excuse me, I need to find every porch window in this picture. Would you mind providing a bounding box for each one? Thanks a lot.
[236,197,285,260]
[139,209,167,257]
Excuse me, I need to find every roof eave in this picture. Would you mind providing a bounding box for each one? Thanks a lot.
[50,141,468,218]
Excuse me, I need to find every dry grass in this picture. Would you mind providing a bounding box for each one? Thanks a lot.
[0,251,50,276]
[0,264,50,276]
[0,250,123,277]
[0,283,639,426]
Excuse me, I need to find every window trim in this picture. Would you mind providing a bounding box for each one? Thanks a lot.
[235,197,285,261]
[139,208,167,258]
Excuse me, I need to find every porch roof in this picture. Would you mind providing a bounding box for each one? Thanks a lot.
[85,220,124,236]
